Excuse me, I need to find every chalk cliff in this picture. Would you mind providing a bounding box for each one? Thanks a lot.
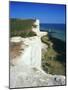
[10,19,65,88]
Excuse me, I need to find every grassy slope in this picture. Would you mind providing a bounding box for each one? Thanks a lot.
[41,35,66,75]
[10,18,37,37]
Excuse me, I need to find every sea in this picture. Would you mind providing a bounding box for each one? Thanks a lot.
[40,23,66,42]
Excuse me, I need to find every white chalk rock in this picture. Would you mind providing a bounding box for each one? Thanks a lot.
[10,36,22,43]
[10,36,65,88]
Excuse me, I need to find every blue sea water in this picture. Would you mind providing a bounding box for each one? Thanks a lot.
[40,23,66,42]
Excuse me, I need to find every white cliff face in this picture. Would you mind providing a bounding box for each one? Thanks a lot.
[20,36,41,68]
[32,19,40,36]
[10,36,65,88]
[10,36,22,43]
[10,19,65,88]
[32,19,48,37]
[10,36,41,68]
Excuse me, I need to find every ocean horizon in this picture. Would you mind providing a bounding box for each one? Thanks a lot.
[40,23,66,42]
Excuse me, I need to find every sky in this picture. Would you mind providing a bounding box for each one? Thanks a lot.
[10,1,66,24]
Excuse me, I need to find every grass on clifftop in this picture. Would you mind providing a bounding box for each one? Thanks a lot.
[10,18,37,37]
[41,35,65,75]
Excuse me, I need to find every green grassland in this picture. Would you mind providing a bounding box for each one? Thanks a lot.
[41,35,66,75]
[10,18,37,37]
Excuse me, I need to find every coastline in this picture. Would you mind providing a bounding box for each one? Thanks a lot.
[41,33,66,75]
[10,19,66,88]
[10,36,65,88]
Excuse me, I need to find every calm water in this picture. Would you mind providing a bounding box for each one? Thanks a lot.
[40,23,66,42]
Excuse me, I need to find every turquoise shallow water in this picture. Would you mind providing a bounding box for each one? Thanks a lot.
[40,23,66,42]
